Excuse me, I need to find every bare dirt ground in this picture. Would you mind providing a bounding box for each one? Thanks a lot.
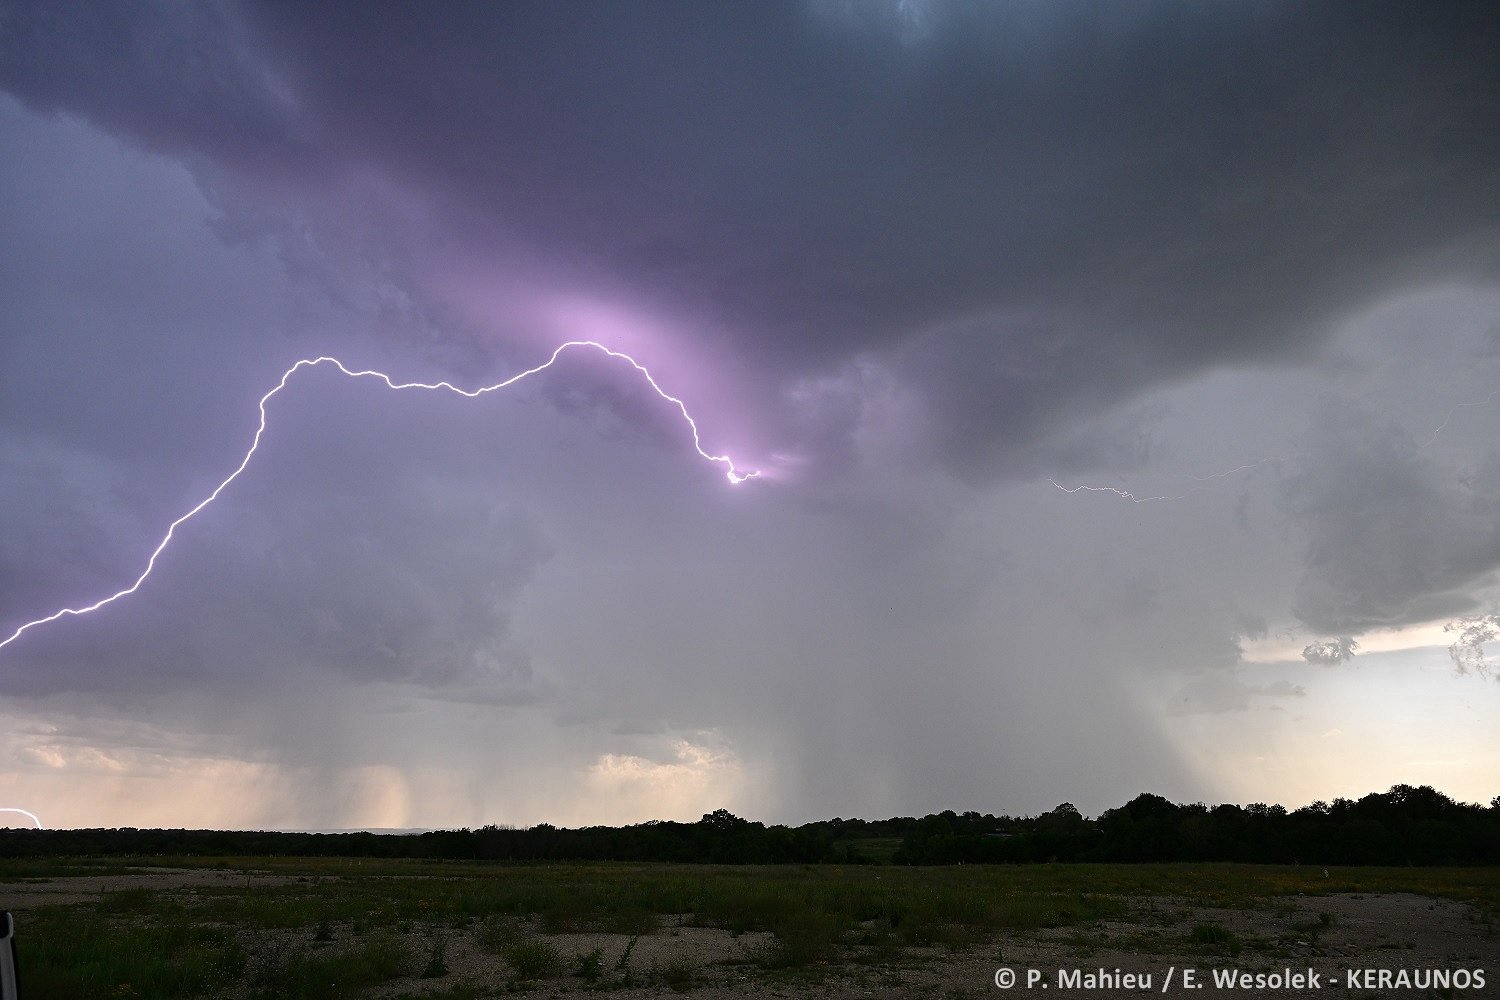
[946,892,1495,999]
[408,893,1493,998]
[0,866,302,908]
[2,868,1495,998]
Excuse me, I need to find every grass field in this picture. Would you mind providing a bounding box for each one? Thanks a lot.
[3,855,1497,998]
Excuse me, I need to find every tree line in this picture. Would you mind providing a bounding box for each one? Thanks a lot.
[1,785,1495,866]
[891,785,1500,866]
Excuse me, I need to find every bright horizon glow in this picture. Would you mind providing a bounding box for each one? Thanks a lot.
[1148,644,1500,811]
[0,340,759,654]
[1240,620,1463,664]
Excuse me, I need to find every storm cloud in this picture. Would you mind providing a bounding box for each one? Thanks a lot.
[2,1,1498,828]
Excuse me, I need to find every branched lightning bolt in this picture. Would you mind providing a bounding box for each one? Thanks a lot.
[0,340,757,653]
[1046,480,1193,504]
[0,808,43,829]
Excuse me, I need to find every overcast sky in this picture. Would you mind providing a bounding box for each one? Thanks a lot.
[2,1,1498,831]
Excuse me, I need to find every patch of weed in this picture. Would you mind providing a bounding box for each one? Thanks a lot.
[505,939,565,980]
[421,935,449,978]
[250,933,410,999]
[1189,922,1243,956]
[652,957,697,991]
[611,933,640,984]
[476,914,526,954]
[573,945,604,982]
[760,909,842,967]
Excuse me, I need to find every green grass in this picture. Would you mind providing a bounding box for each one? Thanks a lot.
[19,907,245,999]
[832,836,905,863]
[0,858,142,879]
[249,934,411,999]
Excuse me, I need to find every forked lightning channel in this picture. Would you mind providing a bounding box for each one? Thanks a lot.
[0,340,758,654]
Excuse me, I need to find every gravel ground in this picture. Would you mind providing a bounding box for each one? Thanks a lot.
[2,869,1495,998]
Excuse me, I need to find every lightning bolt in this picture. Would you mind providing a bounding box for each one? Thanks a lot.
[1047,462,1272,503]
[1427,387,1500,445]
[1046,479,1192,504]
[0,808,43,829]
[1,340,758,654]
[1053,382,1500,504]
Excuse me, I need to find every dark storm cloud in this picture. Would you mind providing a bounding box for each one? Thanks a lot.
[0,0,305,174]
[4,1,1497,476]
[1285,403,1500,634]
[5,1,1500,825]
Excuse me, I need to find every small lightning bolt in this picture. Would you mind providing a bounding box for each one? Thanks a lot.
[1053,382,1500,505]
[0,808,43,829]
[1056,379,1500,503]
[1046,480,1192,504]
[1427,387,1500,445]
[1047,462,1272,503]
[1,340,757,654]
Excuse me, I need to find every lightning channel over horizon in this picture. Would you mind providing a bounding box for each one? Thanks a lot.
[0,340,758,654]
[0,808,43,829]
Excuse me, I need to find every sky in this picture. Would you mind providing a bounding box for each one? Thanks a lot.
[1,1,1498,831]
